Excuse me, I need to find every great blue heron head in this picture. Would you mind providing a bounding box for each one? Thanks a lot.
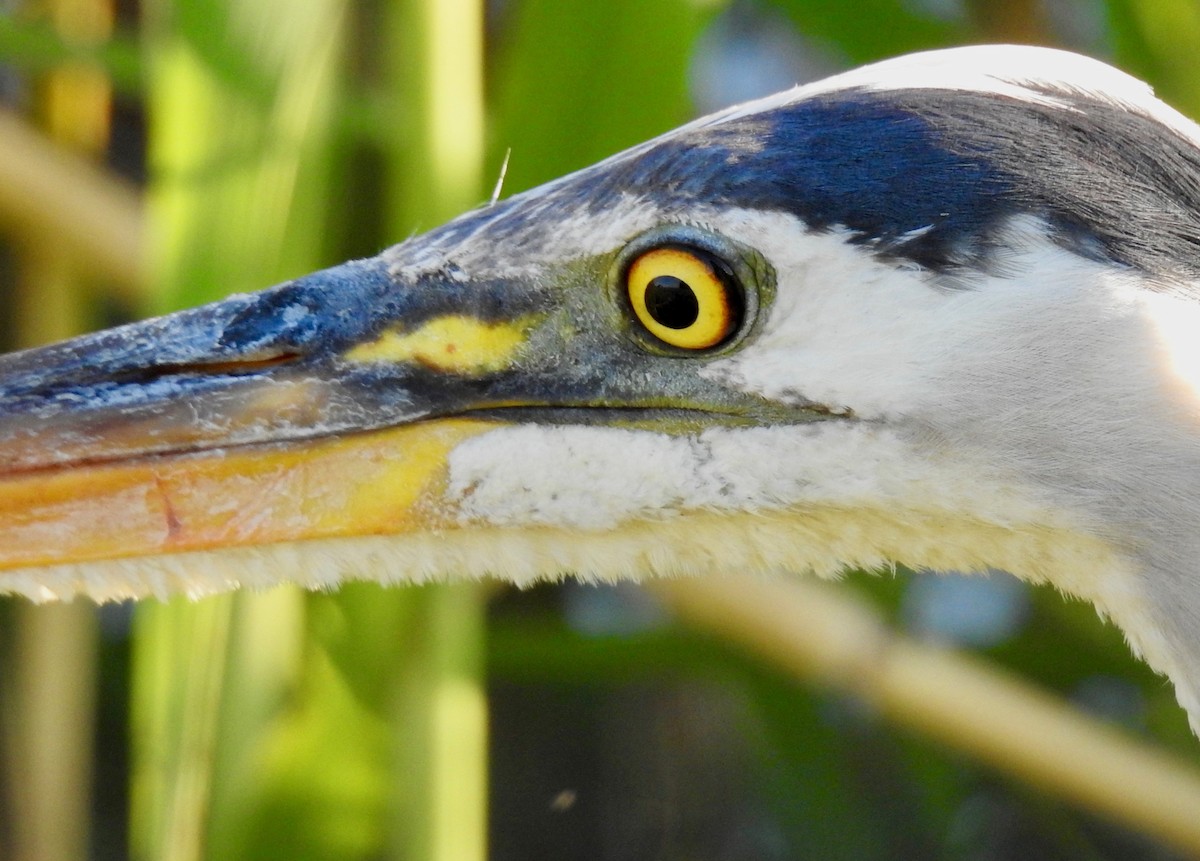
[3,45,1200,726]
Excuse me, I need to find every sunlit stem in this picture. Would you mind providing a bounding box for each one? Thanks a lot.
[382,0,488,859]
[133,2,344,859]
[3,2,111,860]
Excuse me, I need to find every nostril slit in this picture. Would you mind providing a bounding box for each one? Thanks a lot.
[118,352,305,383]
[160,353,304,376]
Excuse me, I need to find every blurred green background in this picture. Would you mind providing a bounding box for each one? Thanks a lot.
[2,0,1200,859]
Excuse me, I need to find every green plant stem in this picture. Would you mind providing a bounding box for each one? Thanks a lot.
[380,1,488,859]
[133,2,344,859]
[4,3,112,856]
[0,109,143,299]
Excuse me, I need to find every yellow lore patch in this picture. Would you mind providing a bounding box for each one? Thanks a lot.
[344,315,535,373]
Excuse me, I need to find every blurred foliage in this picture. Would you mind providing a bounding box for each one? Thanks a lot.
[0,12,140,93]
[1107,0,1200,115]
[1,0,1200,859]
[488,0,715,192]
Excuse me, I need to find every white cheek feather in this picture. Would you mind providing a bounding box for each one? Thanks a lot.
[444,422,1053,533]
[441,417,1175,687]
[700,216,943,418]
[452,423,868,527]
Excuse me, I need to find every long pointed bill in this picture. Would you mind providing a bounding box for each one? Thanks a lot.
[0,225,796,601]
[0,256,535,598]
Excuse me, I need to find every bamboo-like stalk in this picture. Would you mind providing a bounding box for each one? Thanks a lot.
[650,576,1200,857]
[131,600,232,861]
[380,1,488,858]
[0,108,143,299]
[133,3,345,859]
[6,233,95,861]
[4,3,113,860]
[5,602,97,861]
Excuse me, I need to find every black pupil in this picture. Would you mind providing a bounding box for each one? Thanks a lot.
[644,276,701,329]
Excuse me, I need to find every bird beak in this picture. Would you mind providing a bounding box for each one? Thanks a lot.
[0,226,781,598]
[0,256,518,584]
[0,242,573,580]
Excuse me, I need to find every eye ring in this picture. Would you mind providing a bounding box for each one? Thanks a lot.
[625,244,742,351]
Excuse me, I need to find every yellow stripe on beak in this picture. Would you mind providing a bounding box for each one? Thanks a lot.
[344,314,537,373]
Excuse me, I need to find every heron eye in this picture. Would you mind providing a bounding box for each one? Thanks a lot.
[626,246,741,350]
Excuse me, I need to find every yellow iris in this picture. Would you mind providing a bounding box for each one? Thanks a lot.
[626,246,739,350]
